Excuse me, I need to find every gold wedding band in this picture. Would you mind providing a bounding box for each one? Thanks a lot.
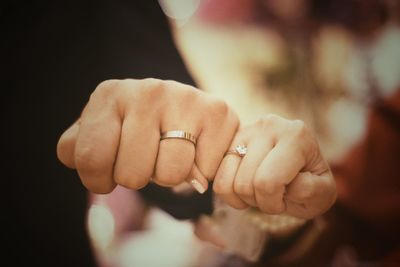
[225,144,247,157]
[160,130,197,145]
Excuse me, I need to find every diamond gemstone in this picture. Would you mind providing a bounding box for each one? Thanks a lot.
[235,145,247,156]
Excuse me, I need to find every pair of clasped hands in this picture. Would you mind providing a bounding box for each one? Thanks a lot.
[57,79,336,219]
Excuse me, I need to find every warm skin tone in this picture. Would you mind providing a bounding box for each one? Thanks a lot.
[57,78,336,220]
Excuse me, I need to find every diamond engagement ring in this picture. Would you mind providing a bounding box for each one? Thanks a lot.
[160,130,197,145]
[225,144,247,157]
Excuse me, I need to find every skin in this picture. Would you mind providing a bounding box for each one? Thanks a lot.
[57,78,239,194]
[214,115,337,219]
[57,78,336,221]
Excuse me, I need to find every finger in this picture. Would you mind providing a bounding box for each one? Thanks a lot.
[57,119,80,169]
[171,166,209,194]
[213,153,248,210]
[113,113,159,190]
[152,82,205,187]
[74,86,121,194]
[254,140,305,214]
[233,138,273,206]
[195,98,239,181]
[285,170,336,218]
[186,164,209,194]
[153,135,196,187]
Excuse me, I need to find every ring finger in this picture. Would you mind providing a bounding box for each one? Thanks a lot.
[213,131,250,209]
[233,138,274,206]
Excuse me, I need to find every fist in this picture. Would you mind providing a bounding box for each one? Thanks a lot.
[57,78,239,194]
[213,114,337,219]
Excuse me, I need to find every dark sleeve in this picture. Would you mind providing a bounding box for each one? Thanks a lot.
[6,1,196,266]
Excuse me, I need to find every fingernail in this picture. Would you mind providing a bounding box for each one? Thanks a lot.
[189,178,206,194]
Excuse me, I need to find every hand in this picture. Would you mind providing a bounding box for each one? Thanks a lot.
[213,114,337,219]
[57,78,239,194]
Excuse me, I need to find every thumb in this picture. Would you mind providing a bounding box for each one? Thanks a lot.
[57,120,80,169]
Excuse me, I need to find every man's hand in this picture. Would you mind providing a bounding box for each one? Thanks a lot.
[57,78,239,194]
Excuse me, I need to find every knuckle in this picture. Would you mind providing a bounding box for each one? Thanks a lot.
[208,98,229,118]
[262,113,281,123]
[213,178,230,195]
[296,173,315,200]
[180,86,200,105]
[297,187,314,201]
[164,79,198,92]
[141,78,167,98]
[92,79,121,100]
[74,148,116,194]
[143,77,165,90]
[233,181,254,197]
[256,114,281,130]
[74,146,103,174]
[254,175,282,195]
[291,119,308,139]
[144,79,199,107]
[97,79,121,90]
[56,138,74,168]
[142,77,163,85]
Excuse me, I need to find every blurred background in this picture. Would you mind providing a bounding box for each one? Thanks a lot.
[86,1,400,266]
[7,0,400,267]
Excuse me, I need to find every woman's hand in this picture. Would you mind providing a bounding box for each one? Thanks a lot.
[57,78,239,194]
[213,114,337,219]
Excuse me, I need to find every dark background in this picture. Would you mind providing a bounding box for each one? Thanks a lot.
[5,1,194,266]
